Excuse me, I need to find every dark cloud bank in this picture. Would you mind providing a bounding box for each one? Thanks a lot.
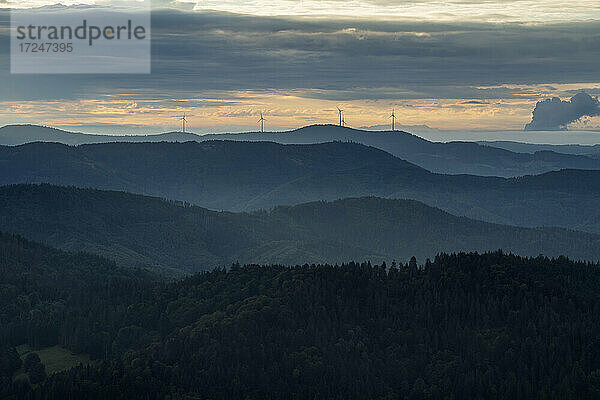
[1,8,600,103]
[525,92,600,131]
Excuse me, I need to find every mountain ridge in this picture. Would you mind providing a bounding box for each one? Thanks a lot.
[478,140,600,155]
[4,124,600,177]
[1,184,599,275]
[2,140,600,233]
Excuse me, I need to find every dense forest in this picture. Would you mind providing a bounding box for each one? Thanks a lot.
[0,184,599,275]
[0,232,158,397]
[2,232,600,399]
[2,140,600,233]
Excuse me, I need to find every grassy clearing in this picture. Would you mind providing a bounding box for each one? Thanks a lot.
[15,345,90,376]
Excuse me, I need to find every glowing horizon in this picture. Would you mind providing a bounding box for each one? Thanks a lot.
[2,2,600,140]
[5,0,600,23]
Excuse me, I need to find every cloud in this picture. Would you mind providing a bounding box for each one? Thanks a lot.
[1,8,600,103]
[9,0,600,22]
[524,92,600,131]
[2,6,600,131]
[185,0,600,23]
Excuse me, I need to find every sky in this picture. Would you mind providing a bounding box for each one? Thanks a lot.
[1,0,600,141]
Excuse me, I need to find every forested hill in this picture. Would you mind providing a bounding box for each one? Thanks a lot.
[0,125,202,146]
[477,140,600,155]
[4,124,600,177]
[2,141,600,232]
[199,125,600,177]
[0,140,423,211]
[0,231,157,356]
[7,252,600,399]
[1,184,600,274]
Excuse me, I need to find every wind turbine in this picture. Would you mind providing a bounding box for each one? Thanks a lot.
[390,109,397,131]
[337,107,344,126]
[258,112,266,133]
[179,114,188,133]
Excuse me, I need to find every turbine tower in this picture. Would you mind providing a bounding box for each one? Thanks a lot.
[258,112,266,133]
[179,114,188,133]
[390,109,397,131]
[337,107,344,126]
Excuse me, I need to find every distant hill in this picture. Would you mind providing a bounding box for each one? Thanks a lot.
[4,124,600,177]
[477,140,600,155]
[200,125,600,176]
[0,124,202,146]
[245,163,600,234]
[1,140,600,233]
[0,140,425,212]
[1,185,599,274]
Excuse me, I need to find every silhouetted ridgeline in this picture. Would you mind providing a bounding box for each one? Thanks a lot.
[3,243,600,399]
[1,184,600,274]
[1,141,600,233]
[3,124,600,177]
[477,140,600,155]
